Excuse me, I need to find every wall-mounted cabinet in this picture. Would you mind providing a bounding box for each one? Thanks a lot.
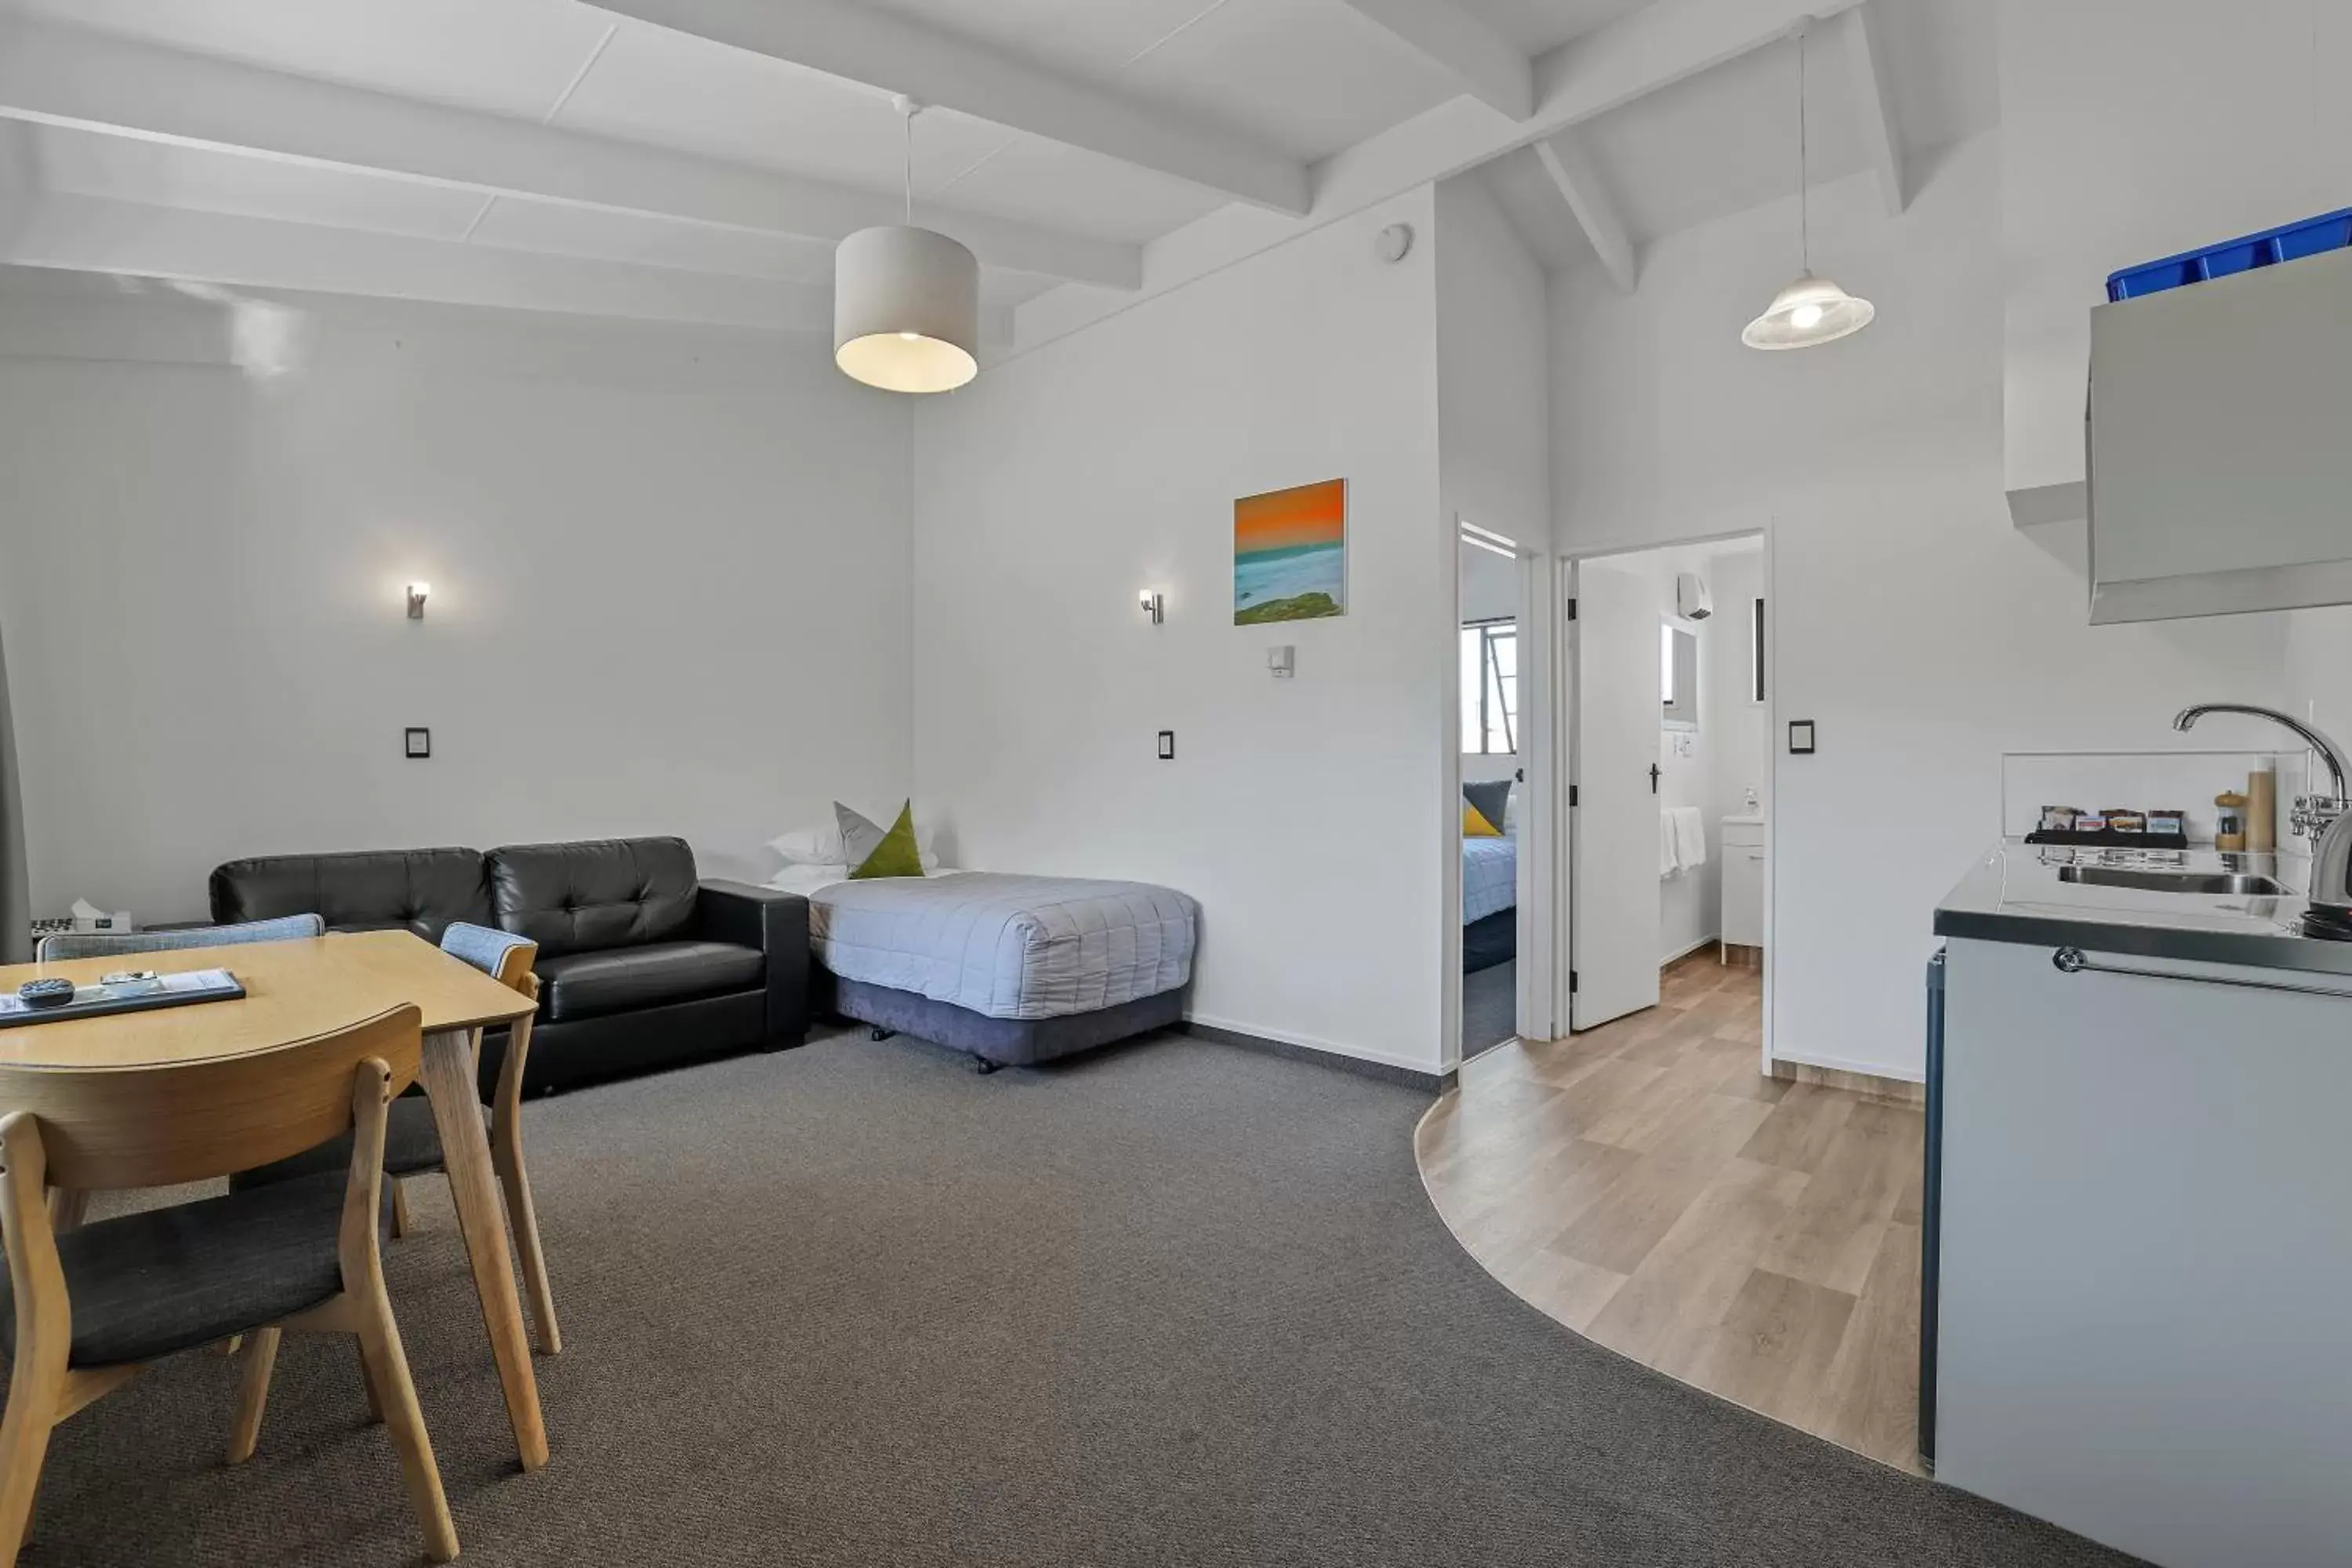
[2086,247,2352,623]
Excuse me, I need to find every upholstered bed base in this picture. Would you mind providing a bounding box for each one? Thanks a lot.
[823,973,1189,1069]
[1464,909,1515,975]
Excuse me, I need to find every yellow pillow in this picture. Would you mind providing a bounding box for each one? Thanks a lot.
[1463,803,1502,838]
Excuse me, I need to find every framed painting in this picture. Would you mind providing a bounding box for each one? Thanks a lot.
[1234,478,1345,625]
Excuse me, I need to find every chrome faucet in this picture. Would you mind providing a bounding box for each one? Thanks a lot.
[2173,703,2350,840]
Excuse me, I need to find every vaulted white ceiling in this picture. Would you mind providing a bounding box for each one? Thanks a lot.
[0,0,1997,350]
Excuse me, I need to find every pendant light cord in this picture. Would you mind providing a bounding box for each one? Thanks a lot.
[1797,27,1809,274]
[903,103,915,225]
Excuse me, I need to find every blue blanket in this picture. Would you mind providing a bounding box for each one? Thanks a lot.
[813,873,1196,1020]
[1464,835,1517,925]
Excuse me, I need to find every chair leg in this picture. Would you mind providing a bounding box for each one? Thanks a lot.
[491,1130,561,1356]
[0,1366,61,1565]
[356,1341,383,1425]
[224,1327,281,1465]
[353,1287,457,1563]
[389,1178,412,1240]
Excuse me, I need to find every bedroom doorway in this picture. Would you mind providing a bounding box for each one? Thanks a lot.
[1564,532,1769,1051]
[1457,520,1536,1065]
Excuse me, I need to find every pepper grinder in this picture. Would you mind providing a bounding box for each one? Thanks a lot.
[2216,790,2249,853]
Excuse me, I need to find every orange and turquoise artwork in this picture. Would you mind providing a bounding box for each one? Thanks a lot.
[1234,478,1345,625]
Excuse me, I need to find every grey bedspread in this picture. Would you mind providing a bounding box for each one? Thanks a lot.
[812,873,1196,1020]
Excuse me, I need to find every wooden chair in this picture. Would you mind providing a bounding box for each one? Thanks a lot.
[234,924,560,1354]
[0,1005,457,1565]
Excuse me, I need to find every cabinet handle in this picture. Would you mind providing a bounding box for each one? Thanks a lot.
[1743,851,1764,861]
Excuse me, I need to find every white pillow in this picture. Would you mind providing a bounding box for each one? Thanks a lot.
[769,824,844,866]
[771,815,942,867]
[765,863,850,896]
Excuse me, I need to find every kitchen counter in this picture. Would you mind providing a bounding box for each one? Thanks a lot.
[1933,840,2352,976]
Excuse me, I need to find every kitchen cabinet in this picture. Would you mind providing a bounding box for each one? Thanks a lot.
[1928,920,2352,1566]
[2087,246,2352,622]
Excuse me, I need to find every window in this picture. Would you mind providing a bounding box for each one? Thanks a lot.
[1750,596,1767,703]
[1461,621,1518,754]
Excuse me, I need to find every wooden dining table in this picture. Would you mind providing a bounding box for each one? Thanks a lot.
[0,930,550,1472]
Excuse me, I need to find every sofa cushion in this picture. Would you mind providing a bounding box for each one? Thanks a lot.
[487,837,698,959]
[536,940,763,1023]
[209,848,491,944]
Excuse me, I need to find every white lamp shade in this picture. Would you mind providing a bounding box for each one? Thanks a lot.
[1741,271,1875,350]
[833,224,980,394]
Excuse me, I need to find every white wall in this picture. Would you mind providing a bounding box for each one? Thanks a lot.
[1554,134,2299,1080]
[909,193,1450,1074]
[2001,0,2352,511]
[0,280,913,922]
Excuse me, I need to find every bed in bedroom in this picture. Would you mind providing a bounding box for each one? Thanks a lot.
[1462,779,1517,975]
[771,822,1198,1072]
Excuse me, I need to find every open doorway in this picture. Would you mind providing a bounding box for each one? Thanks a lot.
[1457,521,1526,1063]
[1569,533,1769,1043]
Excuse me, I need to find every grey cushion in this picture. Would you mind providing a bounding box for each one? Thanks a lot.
[35,914,324,963]
[230,1098,478,1191]
[0,1174,376,1368]
[441,920,532,980]
[536,939,762,1023]
[1463,779,1511,833]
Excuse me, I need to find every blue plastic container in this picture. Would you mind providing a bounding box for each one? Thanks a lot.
[2107,207,2352,301]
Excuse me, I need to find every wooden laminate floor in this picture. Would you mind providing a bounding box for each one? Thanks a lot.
[1416,949,1927,1472]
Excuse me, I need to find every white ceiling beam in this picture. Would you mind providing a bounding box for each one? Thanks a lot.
[1331,0,1534,118]
[1840,1,1906,216]
[1018,0,1861,352]
[3,194,833,333]
[0,16,1140,290]
[1533,132,1635,292]
[583,0,1312,215]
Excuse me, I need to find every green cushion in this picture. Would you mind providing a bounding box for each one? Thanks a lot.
[837,800,925,880]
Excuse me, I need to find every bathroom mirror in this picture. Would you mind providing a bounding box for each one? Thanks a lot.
[1661,622,1698,731]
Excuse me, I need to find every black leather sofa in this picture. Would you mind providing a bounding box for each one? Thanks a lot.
[210,837,808,1094]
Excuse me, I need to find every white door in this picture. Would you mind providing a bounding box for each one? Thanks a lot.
[1571,558,1662,1030]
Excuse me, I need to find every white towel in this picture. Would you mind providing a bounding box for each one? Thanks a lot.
[1668,807,1708,873]
[1659,809,1679,877]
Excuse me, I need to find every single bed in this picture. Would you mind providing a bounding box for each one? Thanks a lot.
[782,869,1199,1070]
[1463,833,1517,975]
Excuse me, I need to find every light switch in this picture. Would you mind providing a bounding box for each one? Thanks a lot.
[405,727,432,760]
[1157,731,1174,760]
[1268,644,1296,679]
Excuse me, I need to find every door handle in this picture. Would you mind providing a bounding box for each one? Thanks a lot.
[1649,764,1661,793]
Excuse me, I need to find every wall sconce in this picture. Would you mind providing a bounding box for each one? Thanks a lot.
[405,583,430,620]
[1138,589,1164,626]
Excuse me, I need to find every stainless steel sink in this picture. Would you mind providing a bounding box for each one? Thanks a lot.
[2057,866,2289,896]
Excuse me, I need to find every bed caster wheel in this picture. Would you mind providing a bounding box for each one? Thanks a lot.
[973,1057,1001,1076]
[870,1026,897,1042]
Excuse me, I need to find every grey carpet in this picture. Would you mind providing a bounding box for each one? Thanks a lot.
[21,1026,2136,1567]
[1461,958,1517,1059]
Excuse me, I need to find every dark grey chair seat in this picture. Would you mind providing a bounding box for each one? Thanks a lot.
[0,1175,381,1368]
[233,1098,483,1191]
[536,939,762,1022]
